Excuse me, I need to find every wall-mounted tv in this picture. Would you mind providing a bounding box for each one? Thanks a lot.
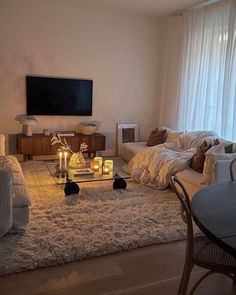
[26,76,93,116]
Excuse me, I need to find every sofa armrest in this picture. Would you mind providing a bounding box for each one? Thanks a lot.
[0,135,5,156]
[0,170,13,237]
[214,160,232,183]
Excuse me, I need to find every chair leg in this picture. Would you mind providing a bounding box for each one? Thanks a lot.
[179,261,188,293]
[179,261,193,295]
[188,270,214,295]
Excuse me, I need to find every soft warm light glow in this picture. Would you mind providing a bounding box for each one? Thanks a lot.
[90,160,100,172]
[104,160,113,171]
[64,151,68,170]
[103,164,110,175]
[59,151,63,170]
[94,156,103,167]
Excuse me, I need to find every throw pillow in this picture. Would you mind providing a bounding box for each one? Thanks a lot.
[191,141,212,173]
[205,142,225,155]
[203,153,236,184]
[183,131,219,149]
[225,143,233,153]
[165,131,184,144]
[146,129,167,147]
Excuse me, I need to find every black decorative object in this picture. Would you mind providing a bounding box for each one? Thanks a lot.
[64,177,80,196]
[113,173,127,190]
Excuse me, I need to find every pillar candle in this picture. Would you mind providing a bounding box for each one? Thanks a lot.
[104,160,113,172]
[59,152,63,171]
[64,151,68,170]
[90,160,100,172]
[103,164,110,175]
[94,156,103,167]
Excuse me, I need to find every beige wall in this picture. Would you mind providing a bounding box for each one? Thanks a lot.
[0,0,161,155]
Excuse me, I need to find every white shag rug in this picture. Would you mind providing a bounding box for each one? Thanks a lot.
[0,161,186,276]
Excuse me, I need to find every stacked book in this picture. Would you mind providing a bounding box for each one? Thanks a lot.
[55,131,75,136]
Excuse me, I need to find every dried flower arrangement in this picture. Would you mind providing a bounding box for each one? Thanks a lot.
[51,135,88,169]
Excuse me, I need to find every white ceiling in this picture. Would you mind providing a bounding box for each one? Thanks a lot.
[92,0,203,18]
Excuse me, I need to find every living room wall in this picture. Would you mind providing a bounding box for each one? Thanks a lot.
[0,0,161,155]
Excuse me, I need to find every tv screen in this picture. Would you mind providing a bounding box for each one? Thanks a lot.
[26,76,93,116]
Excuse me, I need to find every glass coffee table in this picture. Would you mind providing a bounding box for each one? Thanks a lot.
[45,161,130,185]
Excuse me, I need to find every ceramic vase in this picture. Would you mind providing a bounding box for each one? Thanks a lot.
[69,152,86,169]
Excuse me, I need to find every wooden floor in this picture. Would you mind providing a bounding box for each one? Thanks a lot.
[0,240,235,295]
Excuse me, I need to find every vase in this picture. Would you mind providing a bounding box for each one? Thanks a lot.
[69,152,86,169]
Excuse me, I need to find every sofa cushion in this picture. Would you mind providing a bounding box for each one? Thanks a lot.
[176,168,207,198]
[120,142,147,162]
[165,130,183,144]
[0,156,31,207]
[146,128,167,147]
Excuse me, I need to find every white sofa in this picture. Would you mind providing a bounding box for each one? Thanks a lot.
[0,135,31,237]
[120,131,235,198]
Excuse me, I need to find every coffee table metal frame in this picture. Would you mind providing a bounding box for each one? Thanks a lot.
[45,161,130,185]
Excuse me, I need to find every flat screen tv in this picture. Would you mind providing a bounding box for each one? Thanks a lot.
[26,76,93,116]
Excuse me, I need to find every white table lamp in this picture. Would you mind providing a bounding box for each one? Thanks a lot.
[15,115,37,136]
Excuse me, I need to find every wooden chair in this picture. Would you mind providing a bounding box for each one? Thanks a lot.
[230,158,236,181]
[170,175,236,295]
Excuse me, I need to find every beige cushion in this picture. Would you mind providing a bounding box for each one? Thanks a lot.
[176,168,207,198]
[179,131,218,149]
[0,156,31,207]
[203,153,236,184]
[165,131,183,144]
[120,142,147,162]
[205,143,225,154]
[0,135,5,156]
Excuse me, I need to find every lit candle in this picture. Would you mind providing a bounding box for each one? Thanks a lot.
[90,160,100,172]
[103,164,110,175]
[59,151,63,171]
[104,160,113,172]
[94,156,103,168]
[64,151,68,170]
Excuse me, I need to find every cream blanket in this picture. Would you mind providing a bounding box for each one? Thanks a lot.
[125,130,218,189]
[126,145,195,189]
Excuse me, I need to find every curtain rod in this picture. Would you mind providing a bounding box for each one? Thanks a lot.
[172,0,221,16]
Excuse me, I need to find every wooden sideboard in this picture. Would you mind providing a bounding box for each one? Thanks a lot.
[17,133,106,160]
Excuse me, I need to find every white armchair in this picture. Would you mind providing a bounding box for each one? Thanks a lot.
[0,171,13,237]
[0,135,31,237]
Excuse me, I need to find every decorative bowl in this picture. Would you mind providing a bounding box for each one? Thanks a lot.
[79,123,97,135]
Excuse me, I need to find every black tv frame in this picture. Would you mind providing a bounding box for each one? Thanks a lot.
[26,75,93,116]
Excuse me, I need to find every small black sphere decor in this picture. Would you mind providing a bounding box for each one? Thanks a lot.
[113,173,127,190]
[64,177,80,196]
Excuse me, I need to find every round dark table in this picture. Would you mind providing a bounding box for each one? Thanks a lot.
[191,181,236,258]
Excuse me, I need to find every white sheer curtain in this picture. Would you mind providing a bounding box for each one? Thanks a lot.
[177,0,236,140]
